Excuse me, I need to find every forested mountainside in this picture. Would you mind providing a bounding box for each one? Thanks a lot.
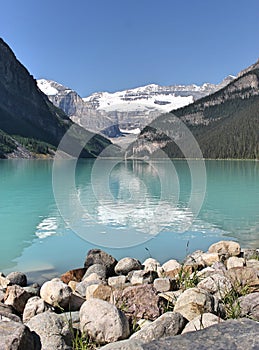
[128,60,259,159]
[0,38,112,158]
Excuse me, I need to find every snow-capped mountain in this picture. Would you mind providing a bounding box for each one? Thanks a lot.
[37,76,235,136]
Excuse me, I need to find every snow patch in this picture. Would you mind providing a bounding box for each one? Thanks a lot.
[37,79,58,96]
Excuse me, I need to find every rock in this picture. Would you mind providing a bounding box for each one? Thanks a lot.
[27,311,72,350]
[80,299,130,344]
[0,321,36,349]
[183,250,206,270]
[84,249,117,277]
[92,284,112,302]
[226,256,245,269]
[68,280,78,292]
[108,275,127,288]
[161,259,181,276]
[0,289,5,302]
[85,284,102,300]
[98,303,259,350]
[196,267,216,279]
[23,296,52,323]
[212,296,226,319]
[0,302,21,322]
[83,264,107,280]
[75,279,103,299]
[130,312,187,343]
[115,258,142,275]
[137,319,153,329]
[0,273,10,289]
[241,248,259,260]
[166,265,192,279]
[200,252,220,266]
[158,290,183,305]
[181,312,224,334]
[173,287,215,321]
[102,318,259,350]
[69,293,85,311]
[4,285,31,314]
[246,259,259,270]
[238,292,259,320]
[100,339,144,350]
[208,240,241,258]
[6,272,27,287]
[40,278,72,309]
[113,284,161,321]
[211,261,227,273]
[197,273,232,299]
[143,258,161,272]
[83,272,103,283]
[60,311,80,330]
[0,310,22,323]
[226,267,259,293]
[153,278,172,292]
[130,270,158,285]
[61,267,87,284]
[23,283,40,297]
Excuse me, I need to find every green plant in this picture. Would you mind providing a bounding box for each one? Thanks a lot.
[221,283,250,319]
[177,266,199,290]
[248,253,259,261]
[56,305,98,350]
[162,299,174,313]
[131,317,141,334]
[72,330,98,350]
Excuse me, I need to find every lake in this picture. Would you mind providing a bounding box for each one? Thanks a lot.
[1,159,259,283]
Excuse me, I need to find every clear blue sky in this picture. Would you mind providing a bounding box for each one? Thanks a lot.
[1,0,259,97]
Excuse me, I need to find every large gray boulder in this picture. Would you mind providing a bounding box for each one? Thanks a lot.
[40,278,72,309]
[0,301,21,322]
[238,292,259,320]
[100,318,259,350]
[141,318,259,349]
[23,296,52,323]
[79,299,130,344]
[83,264,107,280]
[115,257,142,275]
[6,272,27,287]
[27,311,72,350]
[197,273,232,298]
[75,278,103,299]
[130,312,186,343]
[84,249,117,277]
[0,320,36,350]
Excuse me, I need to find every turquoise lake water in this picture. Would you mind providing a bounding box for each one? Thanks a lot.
[1,159,259,283]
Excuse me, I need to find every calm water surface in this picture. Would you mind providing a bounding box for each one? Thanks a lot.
[0,159,259,283]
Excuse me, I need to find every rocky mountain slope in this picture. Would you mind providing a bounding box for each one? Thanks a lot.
[0,38,112,158]
[127,59,259,159]
[37,76,235,136]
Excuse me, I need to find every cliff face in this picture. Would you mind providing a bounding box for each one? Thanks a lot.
[38,76,235,136]
[37,79,121,138]
[128,61,259,159]
[0,38,111,158]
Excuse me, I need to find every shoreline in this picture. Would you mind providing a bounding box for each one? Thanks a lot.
[0,239,258,349]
